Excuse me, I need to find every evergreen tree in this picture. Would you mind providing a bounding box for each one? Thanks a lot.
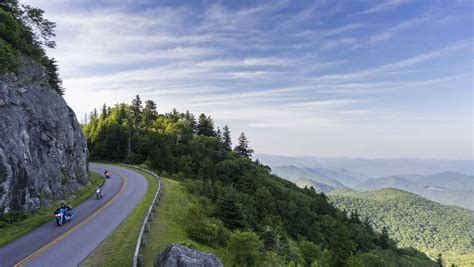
[186,111,197,131]
[130,94,142,127]
[349,210,361,224]
[215,190,245,229]
[215,127,223,143]
[117,103,128,125]
[43,58,64,95]
[436,253,444,267]
[234,132,254,158]
[184,110,197,133]
[222,125,232,150]
[100,103,107,119]
[379,226,390,249]
[90,108,98,121]
[142,99,157,129]
[197,113,215,136]
[167,108,180,122]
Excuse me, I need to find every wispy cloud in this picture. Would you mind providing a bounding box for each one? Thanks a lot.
[23,0,474,158]
[358,0,410,15]
[368,11,434,43]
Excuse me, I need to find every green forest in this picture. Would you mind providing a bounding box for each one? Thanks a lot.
[82,95,437,266]
[329,188,474,266]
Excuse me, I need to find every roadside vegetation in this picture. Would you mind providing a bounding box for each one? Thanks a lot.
[80,167,158,266]
[0,172,103,245]
[82,95,437,266]
[141,177,224,266]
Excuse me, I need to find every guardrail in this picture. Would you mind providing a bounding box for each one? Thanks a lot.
[121,164,163,267]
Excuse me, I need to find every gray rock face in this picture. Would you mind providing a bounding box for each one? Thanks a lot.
[0,59,88,215]
[155,244,223,267]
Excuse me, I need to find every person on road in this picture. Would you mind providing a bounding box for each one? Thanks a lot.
[59,202,72,217]
[104,170,110,179]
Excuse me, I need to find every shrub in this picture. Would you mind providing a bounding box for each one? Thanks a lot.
[0,211,29,224]
[186,217,230,247]
[227,230,263,267]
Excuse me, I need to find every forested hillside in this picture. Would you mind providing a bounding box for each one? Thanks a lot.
[82,95,436,266]
[355,175,474,210]
[329,188,474,266]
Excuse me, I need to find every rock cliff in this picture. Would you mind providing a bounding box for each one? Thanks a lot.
[0,59,88,215]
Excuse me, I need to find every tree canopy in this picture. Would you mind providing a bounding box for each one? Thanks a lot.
[0,0,63,94]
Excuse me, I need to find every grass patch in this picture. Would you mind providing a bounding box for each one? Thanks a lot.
[80,167,158,266]
[141,177,226,266]
[0,171,104,246]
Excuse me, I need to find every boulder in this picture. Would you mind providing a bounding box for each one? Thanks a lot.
[0,59,88,215]
[155,244,223,267]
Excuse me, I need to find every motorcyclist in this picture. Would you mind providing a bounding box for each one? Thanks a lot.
[96,185,103,199]
[104,170,110,179]
[59,202,72,217]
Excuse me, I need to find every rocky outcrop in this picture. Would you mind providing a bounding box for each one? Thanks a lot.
[0,59,88,215]
[155,244,223,267]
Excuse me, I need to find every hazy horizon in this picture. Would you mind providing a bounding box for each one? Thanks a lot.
[254,152,474,162]
[24,0,473,160]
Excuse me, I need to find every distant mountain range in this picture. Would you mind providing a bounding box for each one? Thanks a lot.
[255,154,474,177]
[355,172,474,210]
[257,154,474,210]
[328,188,474,266]
[270,165,363,188]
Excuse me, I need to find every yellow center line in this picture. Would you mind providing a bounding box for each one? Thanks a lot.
[14,171,127,267]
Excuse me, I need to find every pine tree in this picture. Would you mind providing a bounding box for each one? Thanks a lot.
[44,58,64,95]
[436,254,444,267]
[184,110,197,133]
[215,190,245,229]
[197,113,215,136]
[90,108,98,121]
[234,132,254,158]
[142,100,158,129]
[379,226,390,249]
[215,127,223,143]
[167,108,180,122]
[100,103,107,119]
[222,125,232,150]
[117,103,128,125]
[130,94,142,127]
[349,210,361,224]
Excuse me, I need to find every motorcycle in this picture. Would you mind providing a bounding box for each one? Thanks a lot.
[96,187,103,199]
[54,208,74,226]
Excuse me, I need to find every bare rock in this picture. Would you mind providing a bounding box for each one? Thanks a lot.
[155,244,223,267]
[0,59,88,215]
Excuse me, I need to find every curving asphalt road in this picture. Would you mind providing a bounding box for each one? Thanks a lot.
[0,163,148,267]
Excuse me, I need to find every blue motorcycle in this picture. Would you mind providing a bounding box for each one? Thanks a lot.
[54,208,74,226]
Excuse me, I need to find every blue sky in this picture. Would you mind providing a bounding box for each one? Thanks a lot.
[24,0,473,159]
